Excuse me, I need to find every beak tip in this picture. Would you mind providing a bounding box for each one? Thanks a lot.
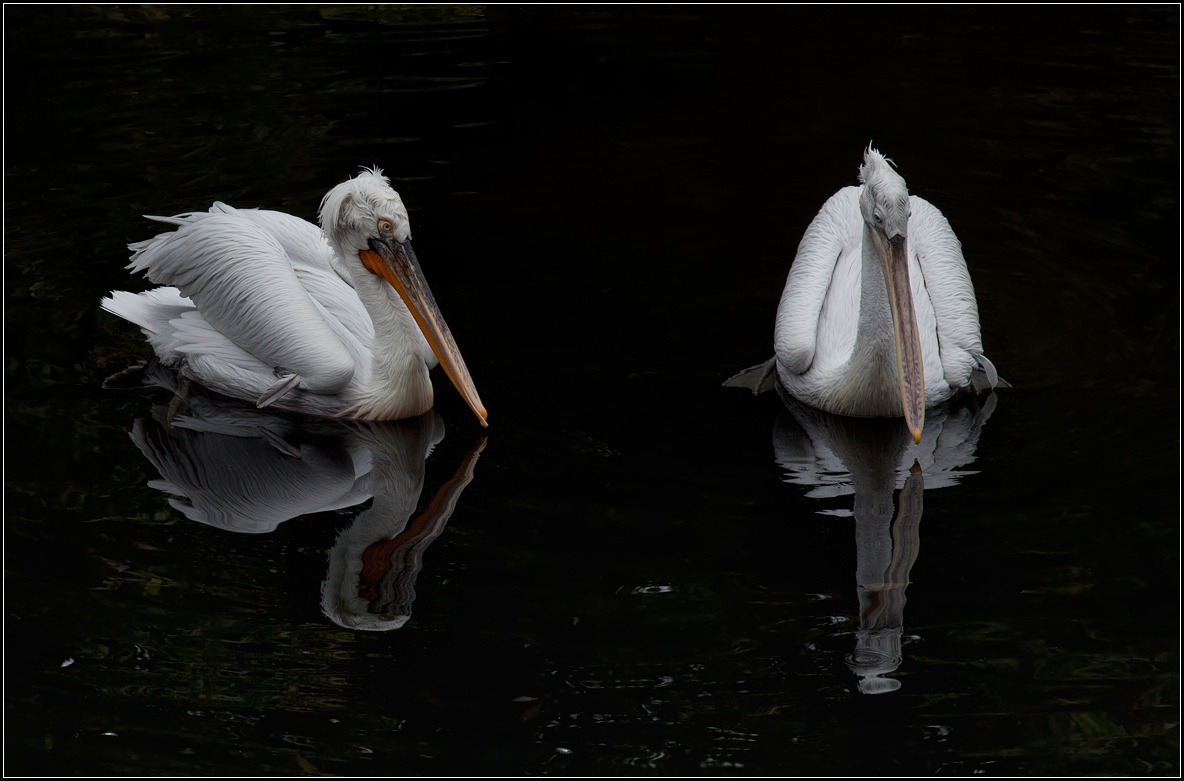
[912,428,922,445]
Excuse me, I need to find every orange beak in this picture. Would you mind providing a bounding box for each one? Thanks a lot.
[361,237,488,427]
[882,234,925,444]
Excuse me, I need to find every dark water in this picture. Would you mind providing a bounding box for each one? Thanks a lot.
[4,5,1179,776]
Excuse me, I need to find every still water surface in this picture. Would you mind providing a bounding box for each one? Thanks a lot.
[4,5,1179,776]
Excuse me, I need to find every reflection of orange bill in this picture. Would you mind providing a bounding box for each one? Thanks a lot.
[359,434,487,603]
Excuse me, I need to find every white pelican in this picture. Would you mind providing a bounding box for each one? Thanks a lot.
[730,145,1002,443]
[102,168,488,426]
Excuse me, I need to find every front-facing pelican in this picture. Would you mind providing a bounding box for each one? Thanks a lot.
[734,146,1001,443]
[102,168,487,426]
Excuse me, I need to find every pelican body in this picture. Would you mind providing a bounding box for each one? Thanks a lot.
[102,168,487,426]
[773,146,1000,442]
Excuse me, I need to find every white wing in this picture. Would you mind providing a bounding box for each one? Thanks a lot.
[908,195,984,395]
[103,203,374,408]
[775,187,861,374]
[774,187,865,409]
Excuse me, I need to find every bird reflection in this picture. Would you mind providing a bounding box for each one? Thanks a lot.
[773,388,998,694]
[118,362,486,631]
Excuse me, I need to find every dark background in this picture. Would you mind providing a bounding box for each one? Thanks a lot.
[5,5,1179,776]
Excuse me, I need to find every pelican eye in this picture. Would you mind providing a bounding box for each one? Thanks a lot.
[378,219,395,235]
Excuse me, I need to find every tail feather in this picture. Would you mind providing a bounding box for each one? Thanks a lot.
[970,352,1011,392]
[101,287,192,334]
[723,357,779,395]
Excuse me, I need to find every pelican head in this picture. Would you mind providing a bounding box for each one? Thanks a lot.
[858,146,924,443]
[320,166,413,253]
[319,168,488,427]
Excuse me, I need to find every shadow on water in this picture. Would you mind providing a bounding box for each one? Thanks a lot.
[771,388,998,696]
[111,362,487,634]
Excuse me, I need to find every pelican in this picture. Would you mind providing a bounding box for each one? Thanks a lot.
[101,168,488,426]
[729,145,1003,443]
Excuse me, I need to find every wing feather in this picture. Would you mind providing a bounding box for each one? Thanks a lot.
[125,205,363,394]
[775,186,863,375]
[908,196,982,390]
